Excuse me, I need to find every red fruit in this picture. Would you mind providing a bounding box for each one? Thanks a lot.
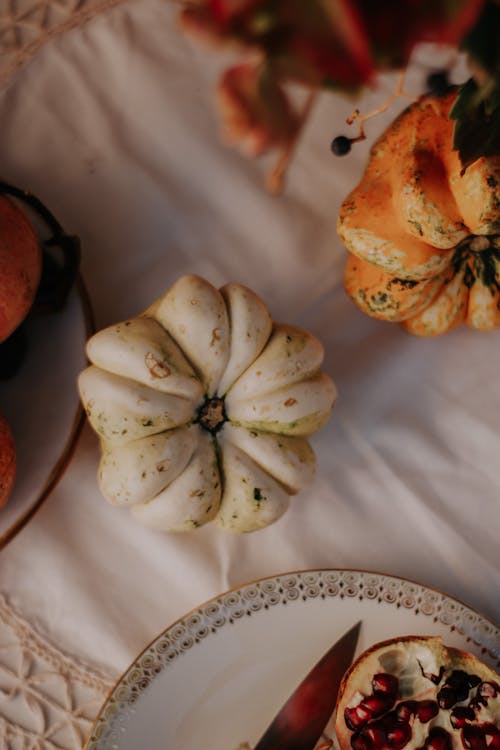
[0,195,41,344]
[335,637,500,750]
[0,412,16,509]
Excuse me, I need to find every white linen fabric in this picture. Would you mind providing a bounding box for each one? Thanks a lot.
[0,0,498,708]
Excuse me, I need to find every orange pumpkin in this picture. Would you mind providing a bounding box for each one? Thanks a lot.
[338,91,500,336]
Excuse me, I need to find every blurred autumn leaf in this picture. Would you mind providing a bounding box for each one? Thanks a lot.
[180,0,499,173]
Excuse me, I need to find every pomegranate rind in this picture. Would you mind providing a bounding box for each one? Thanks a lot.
[0,195,42,344]
[0,413,16,509]
[334,636,500,750]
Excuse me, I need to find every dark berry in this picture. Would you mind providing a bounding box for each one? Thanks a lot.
[331,135,352,156]
[426,70,451,97]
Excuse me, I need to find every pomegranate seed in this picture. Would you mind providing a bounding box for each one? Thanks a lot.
[467,675,481,688]
[444,673,472,702]
[416,700,439,723]
[351,733,371,750]
[345,705,371,731]
[361,695,394,717]
[365,725,388,749]
[448,671,470,689]
[437,686,458,709]
[396,701,418,721]
[478,682,499,700]
[372,674,399,699]
[483,724,500,750]
[387,721,412,749]
[450,706,475,728]
[426,727,453,750]
[462,726,487,750]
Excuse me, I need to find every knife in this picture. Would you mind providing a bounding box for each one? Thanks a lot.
[253,620,361,750]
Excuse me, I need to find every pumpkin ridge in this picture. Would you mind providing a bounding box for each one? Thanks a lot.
[219,422,315,495]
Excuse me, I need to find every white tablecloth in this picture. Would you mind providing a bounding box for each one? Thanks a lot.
[0,0,498,728]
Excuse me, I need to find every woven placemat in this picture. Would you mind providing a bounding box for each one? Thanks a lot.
[0,0,128,89]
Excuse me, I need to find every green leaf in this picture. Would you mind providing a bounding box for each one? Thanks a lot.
[450,78,500,171]
[460,0,500,77]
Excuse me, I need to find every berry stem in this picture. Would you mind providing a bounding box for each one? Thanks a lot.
[265,89,317,194]
[346,69,416,143]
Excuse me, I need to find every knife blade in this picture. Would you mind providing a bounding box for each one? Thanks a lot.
[253,620,361,750]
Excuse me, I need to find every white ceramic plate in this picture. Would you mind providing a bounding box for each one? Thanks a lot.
[86,569,500,750]
[0,277,92,546]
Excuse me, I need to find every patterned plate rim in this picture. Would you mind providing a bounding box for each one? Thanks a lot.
[84,568,500,748]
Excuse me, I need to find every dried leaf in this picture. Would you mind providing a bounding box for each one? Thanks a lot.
[217,61,299,156]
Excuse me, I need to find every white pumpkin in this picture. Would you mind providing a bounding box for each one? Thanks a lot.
[78,275,336,532]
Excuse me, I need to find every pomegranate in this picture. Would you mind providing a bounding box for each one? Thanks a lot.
[0,194,42,344]
[335,637,499,750]
[0,412,16,509]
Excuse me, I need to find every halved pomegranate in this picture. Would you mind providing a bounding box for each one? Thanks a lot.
[335,637,499,750]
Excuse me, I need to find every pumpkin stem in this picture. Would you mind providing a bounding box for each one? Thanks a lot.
[196,396,227,434]
[265,89,317,195]
[346,70,417,144]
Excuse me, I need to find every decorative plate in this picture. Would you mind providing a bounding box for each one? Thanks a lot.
[0,276,93,547]
[85,569,500,750]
